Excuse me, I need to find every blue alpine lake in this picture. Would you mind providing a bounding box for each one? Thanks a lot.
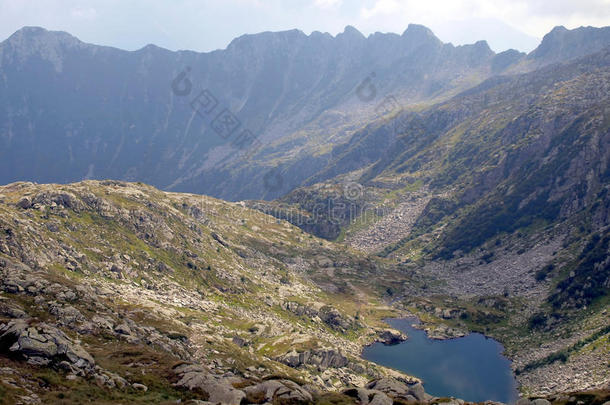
[362,318,519,404]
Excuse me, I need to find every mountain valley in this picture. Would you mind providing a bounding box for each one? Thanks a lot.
[0,21,609,405]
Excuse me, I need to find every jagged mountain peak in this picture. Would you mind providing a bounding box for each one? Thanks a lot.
[4,25,81,46]
[136,43,169,52]
[0,25,85,72]
[548,25,569,34]
[491,48,526,72]
[10,25,48,36]
[342,25,365,37]
[473,39,491,49]
[310,30,334,40]
[225,28,310,53]
[528,24,610,63]
[399,23,443,51]
[336,25,366,43]
[471,39,495,57]
[402,23,437,38]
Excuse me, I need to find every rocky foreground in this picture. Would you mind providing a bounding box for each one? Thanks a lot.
[0,180,435,404]
[0,181,608,404]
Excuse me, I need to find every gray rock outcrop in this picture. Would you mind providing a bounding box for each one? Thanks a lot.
[277,348,349,370]
[376,329,408,345]
[173,363,246,405]
[366,377,429,402]
[342,387,393,405]
[0,320,95,374]
[244,379,313,404]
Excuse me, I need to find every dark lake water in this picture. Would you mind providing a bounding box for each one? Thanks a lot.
[362,318,519,404]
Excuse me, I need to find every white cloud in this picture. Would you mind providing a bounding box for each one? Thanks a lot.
[358,0,609,38]
[314,0,343,9]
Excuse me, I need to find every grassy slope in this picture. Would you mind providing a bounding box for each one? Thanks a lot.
[0,180,415,404]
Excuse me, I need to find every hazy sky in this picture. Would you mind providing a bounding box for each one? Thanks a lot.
[1,0,609,53]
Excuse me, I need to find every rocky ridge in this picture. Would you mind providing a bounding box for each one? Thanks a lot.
[0,180,444,404]
[0,182,608,404]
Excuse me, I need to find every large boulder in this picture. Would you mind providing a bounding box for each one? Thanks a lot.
[0,261,43,295]
[0,300,28,319]
[366,377,409,397]
[283,301,318,318]
[369,392,394,405]
[48,303,84,326]
[32,191,84,211]
[16,197,32,209]
[408,382,426,402]
[173,363,246,405]
[318,306,353,331]
[376,329,407,345]
[366,378,428,402]
[343,388,393,405]
[0,320,95,373]
[245,379,313,404]
[277,348,349,370]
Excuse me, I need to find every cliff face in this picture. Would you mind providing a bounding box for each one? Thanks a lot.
[0,25,487,200]
[264,47,610,247]
[1,25,609,201]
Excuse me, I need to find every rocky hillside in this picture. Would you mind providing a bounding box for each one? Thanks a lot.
[248,46,610,396]
[257,46,610,244]
[1,181,608,405]
[0,182,609,405]
[0,180,453,404]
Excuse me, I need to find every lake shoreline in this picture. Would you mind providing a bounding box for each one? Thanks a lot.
[361,317,520,404]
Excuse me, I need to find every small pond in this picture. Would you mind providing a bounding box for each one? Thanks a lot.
[362,318,519,404]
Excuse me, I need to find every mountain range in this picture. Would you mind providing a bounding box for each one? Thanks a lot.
[0,22,609,404]
[1,24,609,200]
